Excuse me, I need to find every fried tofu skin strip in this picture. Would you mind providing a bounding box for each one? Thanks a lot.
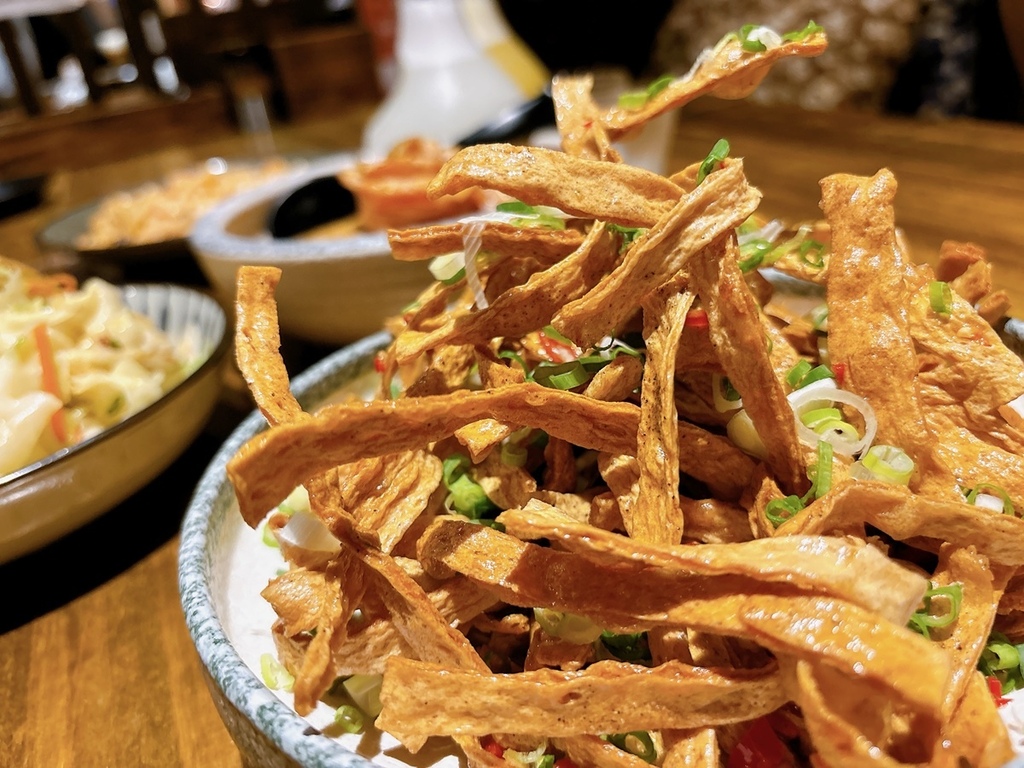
[553,160,762,349]
[388,221,585,263]
[393,222,620,363]
[229,384,642,527]
[234,265,306,426]
[428,143,684,228]
[938,672,1015,768]
[632,287,693,544]
[598,32,828,140]
[782,480,1024,566]
[498,502,925,624]
[416,517,947,712]
[689,236,807,496]
[552,72,621,162]
[821,170,959,499]
[376,658,786,743]
[910,278,1024,446]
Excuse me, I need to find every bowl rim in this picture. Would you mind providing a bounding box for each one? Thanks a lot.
[189,152,397,265]
[0,282,230,488]
[179,331,391,768]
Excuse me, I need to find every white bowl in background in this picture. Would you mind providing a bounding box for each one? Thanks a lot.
[189,153,435,347]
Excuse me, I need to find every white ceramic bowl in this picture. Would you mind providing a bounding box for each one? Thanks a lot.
[0,283,229,563]
[179,322,1024,768]
[179,332,397,768]
[189,154,436,347]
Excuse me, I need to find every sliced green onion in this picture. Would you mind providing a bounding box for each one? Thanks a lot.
[737,24,768,52]
[860,445,915,485]
[498,349,530,376]
[695,138,730,185]
[333,705,365,734]
[260,653,294,691]
[446,475,495,519]
[428,251,466,285]
[800,407,842,429]
[929,280,953,316]
[807,304,829,331]
[510,213,566,230]
[908,582,963,638]
[534,608,604,644]
[810,440,833,499]
[617,74,674,109]
[738,238,773,272]
[600,631,650,662]
[726,409,767,459]
[786,359,835,389]
[764,495,804,528]
[782,20,824,41]
[798,239,826,268]
[978,631,1024,693]
[533,361,590,390]
[343,673,383,717]
[785,360,812,388]
[501,441,528,467]
[607,732,657,763]
[606,223,644,252]
[496,200,535,214]
[261,522,280,548]
[536,756,555,768]
[965,483,1016,515]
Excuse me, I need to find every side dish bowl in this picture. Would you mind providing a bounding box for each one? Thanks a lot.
[189,154,436,347]
[0,283,229,563]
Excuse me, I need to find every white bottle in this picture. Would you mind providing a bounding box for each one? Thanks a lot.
[361,0,529,160]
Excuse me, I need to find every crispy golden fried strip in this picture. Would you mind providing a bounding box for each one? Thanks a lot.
[821,170,959,499]
[388,221,584,262]
[791,660,939,768]
[553,161,761,349]
[739,595,948,717]
[689,236,808,495]
[427,143,684,228]
[551,72,621,162]
[552,735,658,768]
[679,497,753,544]
[497,502,925,624]
[393,222,620,363]
[632,287,693,544]
[348,450,443,554]
[782,480,1024,565]
[377,657,785,743]
[289,549,366,715]
[662,729,718,768]
[234,265,306,426]
[584,353,644,402]
[675,418,756,502]
[598,34,828,139]
[417,517,943,703]
[910,279,1024,445]
[229,384,641,527]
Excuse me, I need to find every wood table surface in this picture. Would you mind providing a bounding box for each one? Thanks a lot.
[1,98,1023,768]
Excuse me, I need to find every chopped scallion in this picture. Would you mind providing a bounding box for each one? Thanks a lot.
[260,653,294,691]
[333,705,365,734]
[764,495,804,528]
[860,444,915,486]
[929,280,953,316]
[782,20,824,41]
[695,139,730,185]
[965,483,1016,516]
[908,582,963,638]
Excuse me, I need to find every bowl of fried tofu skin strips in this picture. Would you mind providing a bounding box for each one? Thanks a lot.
[1,262,228,562]
[180,20,1024,768]
[190,139,488,346]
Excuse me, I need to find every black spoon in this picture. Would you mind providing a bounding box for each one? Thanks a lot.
[266,92,554,239]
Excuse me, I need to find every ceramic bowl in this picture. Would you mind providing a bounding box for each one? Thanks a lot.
[179,331,400,768]
[0,283,229,564]
[189,153,435,347]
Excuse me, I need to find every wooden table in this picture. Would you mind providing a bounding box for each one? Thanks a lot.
[1,99,1023,767]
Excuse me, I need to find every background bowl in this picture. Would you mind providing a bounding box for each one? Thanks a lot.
[0,283,229,564]
[189,154,436,347]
